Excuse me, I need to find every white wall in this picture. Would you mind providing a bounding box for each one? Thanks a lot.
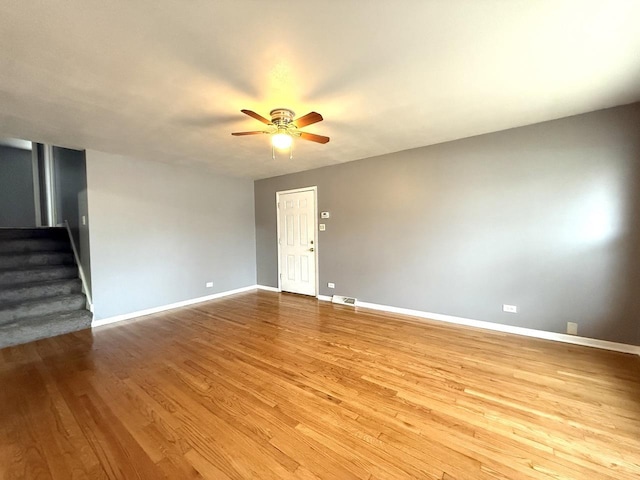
[86,150,256,320]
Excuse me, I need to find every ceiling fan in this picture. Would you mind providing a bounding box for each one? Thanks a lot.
[232,108,329,158]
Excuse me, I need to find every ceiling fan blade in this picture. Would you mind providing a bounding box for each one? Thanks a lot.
[231,131,266,136]
[241,109,272,125]
[299,132,330,144]
[293,112,323,128]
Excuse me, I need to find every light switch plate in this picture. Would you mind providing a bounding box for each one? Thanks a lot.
[321,211,330,219]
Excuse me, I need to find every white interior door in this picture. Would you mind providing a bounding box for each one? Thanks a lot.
[278,189,317,296]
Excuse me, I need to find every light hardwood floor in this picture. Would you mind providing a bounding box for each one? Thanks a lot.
[1,290,639,479]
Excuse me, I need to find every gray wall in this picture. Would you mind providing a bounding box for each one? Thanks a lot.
[53,146,86,242]
[0,145,36,227]
[255,103,640,346]
[53,146,92,295]
[86,150,256,320]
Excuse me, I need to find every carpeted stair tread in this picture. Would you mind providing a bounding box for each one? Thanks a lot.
[0,278,83,303]
[0,227,68,240]
[0,227,91,349]
[0,310,92,349]
[0,238,72,254]
[0,293,87,325]
[0,251,75,269]
[0,264,78,286]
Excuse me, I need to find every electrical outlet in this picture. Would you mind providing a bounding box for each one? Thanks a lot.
[567,322,578,335]
[327,282,335,289]
[319,224,326,231]
[82,215,87,226]
[503,304,517,313]
[206,282,213,288]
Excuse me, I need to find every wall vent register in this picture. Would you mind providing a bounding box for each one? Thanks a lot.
[332,296,357,306]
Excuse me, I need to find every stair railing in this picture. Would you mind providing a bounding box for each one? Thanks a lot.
[64,220,93,313]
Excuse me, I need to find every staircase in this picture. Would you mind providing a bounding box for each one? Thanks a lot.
[0,228,92,349]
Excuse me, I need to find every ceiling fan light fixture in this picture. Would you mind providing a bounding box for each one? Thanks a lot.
[232,109,329,158]
[272,132,293,150]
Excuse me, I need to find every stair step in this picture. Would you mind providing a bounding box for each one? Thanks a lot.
[0,228,90,349]
[0,293,87,325]
[0,227,68,240]
[0,238,71,254]
[0,265,78,286]
[0,310,92,349]
[0,278,83,303]
[0,252,75,269]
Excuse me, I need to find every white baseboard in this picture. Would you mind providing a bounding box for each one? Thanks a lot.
[92,285,258,328]
[256,285,281,292]
[354,300,640,356]
[317,294,332,302]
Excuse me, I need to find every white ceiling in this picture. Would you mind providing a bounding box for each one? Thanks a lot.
[1,1,639,179]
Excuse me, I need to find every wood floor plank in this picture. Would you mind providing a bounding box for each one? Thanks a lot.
[1,290,639,479]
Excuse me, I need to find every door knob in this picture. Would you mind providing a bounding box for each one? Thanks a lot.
[308,248,315,252]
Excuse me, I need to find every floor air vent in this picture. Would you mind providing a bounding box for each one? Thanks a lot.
[332,295,357,306]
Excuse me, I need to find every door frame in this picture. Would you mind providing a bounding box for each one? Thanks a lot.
[276,186,319,296]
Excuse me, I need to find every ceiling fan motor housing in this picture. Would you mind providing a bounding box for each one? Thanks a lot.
[270,108,295,127]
